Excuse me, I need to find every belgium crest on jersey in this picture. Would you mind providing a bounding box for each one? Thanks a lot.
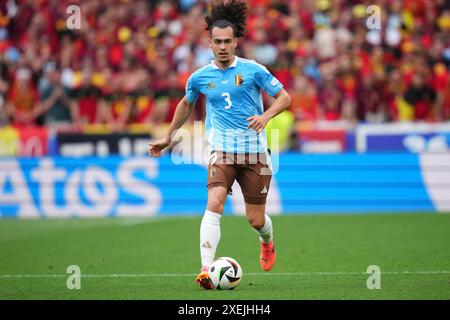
[235,75,244,86]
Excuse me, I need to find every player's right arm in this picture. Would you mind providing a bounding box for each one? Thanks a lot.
[148,96,196,157]
[149,71,200,158]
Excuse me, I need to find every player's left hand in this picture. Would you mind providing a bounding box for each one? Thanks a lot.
[247,115,270,134]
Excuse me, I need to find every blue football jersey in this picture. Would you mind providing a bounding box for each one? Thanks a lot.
[185,56,283,153]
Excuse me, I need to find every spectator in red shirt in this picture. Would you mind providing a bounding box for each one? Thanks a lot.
[289,75,319,121]
[69,62,103,127]
[4,67,42,127]
[356,75,388,123]
[318,78,342,121]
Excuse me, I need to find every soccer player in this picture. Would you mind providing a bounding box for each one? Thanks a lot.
[148,0,291,289]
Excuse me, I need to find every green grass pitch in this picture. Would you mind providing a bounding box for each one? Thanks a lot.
[0,213,449,300]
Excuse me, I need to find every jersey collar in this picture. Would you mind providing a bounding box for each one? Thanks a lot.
[211,56,239,70]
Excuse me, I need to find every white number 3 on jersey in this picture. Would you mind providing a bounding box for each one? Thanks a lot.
[221,92,232,110]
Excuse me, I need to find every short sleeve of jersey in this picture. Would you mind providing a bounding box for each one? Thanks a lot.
[185,73,199,104]
[254,64,283,97]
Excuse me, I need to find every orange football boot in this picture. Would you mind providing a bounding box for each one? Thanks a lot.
[195,266,214,289]
[260,240,276,271]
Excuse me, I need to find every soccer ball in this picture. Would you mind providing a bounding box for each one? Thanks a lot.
[208,257,243,290]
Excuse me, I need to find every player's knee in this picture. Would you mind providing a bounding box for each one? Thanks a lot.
[207,199,225,213]
[247,216,264,230]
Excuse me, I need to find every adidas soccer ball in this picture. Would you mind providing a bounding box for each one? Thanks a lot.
[208,257,243,290]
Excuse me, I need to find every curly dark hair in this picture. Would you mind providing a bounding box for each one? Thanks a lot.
[204,0,248,38]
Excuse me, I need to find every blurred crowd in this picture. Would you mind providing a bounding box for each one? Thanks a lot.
[0,0,449,133]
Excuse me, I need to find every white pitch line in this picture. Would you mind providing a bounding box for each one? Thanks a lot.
[0,271,449,279]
